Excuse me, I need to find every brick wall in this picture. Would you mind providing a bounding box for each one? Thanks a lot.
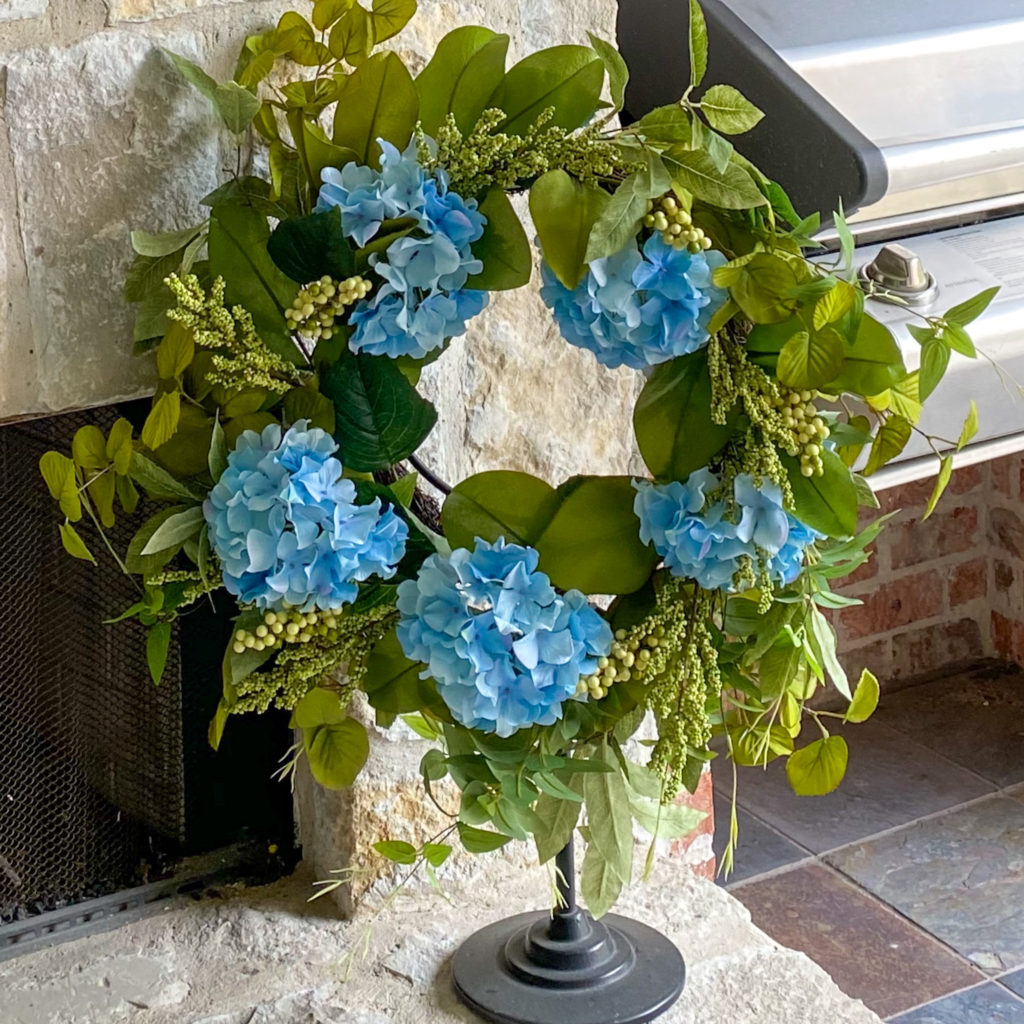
[834,454,1024,686]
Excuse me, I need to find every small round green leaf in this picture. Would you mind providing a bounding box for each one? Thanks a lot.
[845,670,880,724]
[785,735,848,796]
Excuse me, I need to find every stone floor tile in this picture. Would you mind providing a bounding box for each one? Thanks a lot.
[712,797,808,886]
[1002,968,1024,999]
[890,982,1024,1023]
[827,796,1024,973]
[716,720,994,854]
[731,863,981,1018]
[873,665,1024,788]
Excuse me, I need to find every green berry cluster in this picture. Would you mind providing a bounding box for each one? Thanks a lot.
[230,599,399,714]
[773,390,831,477]
[643,194,712,253]
[576,626,661,700]
[166,274,305,395]
[284,275,371,344]
[420,109,641,198]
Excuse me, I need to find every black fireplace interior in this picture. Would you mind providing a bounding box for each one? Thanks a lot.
[0,404,294,931]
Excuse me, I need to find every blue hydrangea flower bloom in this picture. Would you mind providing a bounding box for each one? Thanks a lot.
[633,471,820,591]
[317,138,489,359]
[204,421,408,611]
[396,538,613,737]
[541,233,729,370]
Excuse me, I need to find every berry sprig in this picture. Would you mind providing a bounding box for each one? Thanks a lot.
[285,275,372,344]
[232,606,343,654]
[643,194,713,253]
[773,390,831,477]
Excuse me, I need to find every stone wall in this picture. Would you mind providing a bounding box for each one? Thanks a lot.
[833,453,1024,685]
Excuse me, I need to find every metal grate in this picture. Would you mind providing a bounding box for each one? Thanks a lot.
[0,408,185,922]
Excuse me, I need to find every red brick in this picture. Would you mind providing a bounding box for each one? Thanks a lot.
[949,558,988,607]
[949,462,984,495]
[838,637,891,691]
[995,560,1016,594]
[891,617,984,678]
[842,549,880,587]
[989,506,1024,558]
[838,572,944,641]
[991,611,1024,665]
[877,476,938,515]
[888,506,979,569]
[992,457,1013,498]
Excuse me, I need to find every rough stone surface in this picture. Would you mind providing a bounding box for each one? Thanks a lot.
[108,0,251,22]
[0,858,883,1024]
[0,0,47,22]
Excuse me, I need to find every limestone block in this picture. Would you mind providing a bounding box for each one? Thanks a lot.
[108,0,251,22]
[0,0,46,22]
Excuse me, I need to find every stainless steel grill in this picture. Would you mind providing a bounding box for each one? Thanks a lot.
[619,0,1024,485]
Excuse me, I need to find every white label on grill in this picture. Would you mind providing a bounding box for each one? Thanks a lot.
[937,221,1024,300]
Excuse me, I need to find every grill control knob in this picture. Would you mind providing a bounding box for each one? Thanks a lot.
[859,243,938,306]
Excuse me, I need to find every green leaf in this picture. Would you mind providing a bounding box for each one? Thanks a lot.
[304,717,370,788]
[401,713,442,740]
[699,83,764,134]
[628,795,705,840]
[415,26,509,135]
[786,735,848,796]
[131,225,204,258]
[586,32,629,111]
[942,322,977,358]
[423,842,452,867]
[141,505,204,555]
[490,44,604,135]
[328,6,374,66]
[634,350,740,480]
[457,822,511,853]
[716,252,799,323]
[687,0,708,87]
[919,336,951,400]
[364,628,448,717]
[958,401,979,451]
[163,49,218,101]
[634,104,692,145]
[784,450,858,538]
[320,349,437,471]
[213,81,261,134]
[156,324,195,380]
[534,476,659,595]
[128,450,201,502]
[442,470,559,549]
[585,152,669,263]
[807,605,850,699]
[313,0,354,31]
[581,840,623,919]
[812,279,855,329]
[373,840,418,864]
[283,386,337,434]
[531,170,609,289]
[222,608,274,698]
[146,622,173,686]
[72,425,108,471]
[208,202,298,359]
[267,207,356,283]
[125,507,187,574]
[864,414,912,476]
[534,792,581,864]
[292,686,348,728]
[369,0,416,42]
[116,475,140,515]
[465,188,532,291]
[59,522,96,563]
[662,147,766,209]
[923,455,954,520]
[828,315,905,396]
[583,738,633,884]
[777,329,845,390]
[40,451,82,521]
[208,415,228,482]
[141,391,181,451]
[208,699,231,751]
[87,472,116,529]
[944,285,999,326]
[333,52,419,166]
[845,669,879,723]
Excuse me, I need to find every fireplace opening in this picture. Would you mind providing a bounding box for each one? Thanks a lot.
[0,404,295,954]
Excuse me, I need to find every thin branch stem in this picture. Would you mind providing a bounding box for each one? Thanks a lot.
[407,454,452,496]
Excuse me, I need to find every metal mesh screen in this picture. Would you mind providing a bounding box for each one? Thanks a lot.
[0,409,185,920]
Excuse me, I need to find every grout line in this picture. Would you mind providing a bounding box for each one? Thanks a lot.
[885,979,1004,1021]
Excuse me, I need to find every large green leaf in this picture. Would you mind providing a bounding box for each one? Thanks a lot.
[304,717,370,788]
[363,628,448,718]
[489,45,604,135]
[533,791,581,864]
[267,207,356,284]
[332,51,419,166]
[633,350,741,480]
[786,735,848,796]
[582,738,633,884]
[465,188,532,291]
[415,26,509,135]
[581,840,624,919]
[530,170,609,289]
[777,329,845,389]
[534,476,658,594]
[208,202,298,359]
[661,147,766,209]
[784,450,858,538]
[585,151,670,263]
[827,315,906,397]
[320,349,437,471]
[441,471,560,550]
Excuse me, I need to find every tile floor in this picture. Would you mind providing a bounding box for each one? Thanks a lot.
[713,662,1024,1021]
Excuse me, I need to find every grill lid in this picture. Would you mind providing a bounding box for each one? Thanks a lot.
[619,0,1024,228]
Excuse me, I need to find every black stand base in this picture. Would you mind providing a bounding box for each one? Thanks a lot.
[450,904,685,1024]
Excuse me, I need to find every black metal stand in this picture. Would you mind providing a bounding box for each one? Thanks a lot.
[451,842,685,1024]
